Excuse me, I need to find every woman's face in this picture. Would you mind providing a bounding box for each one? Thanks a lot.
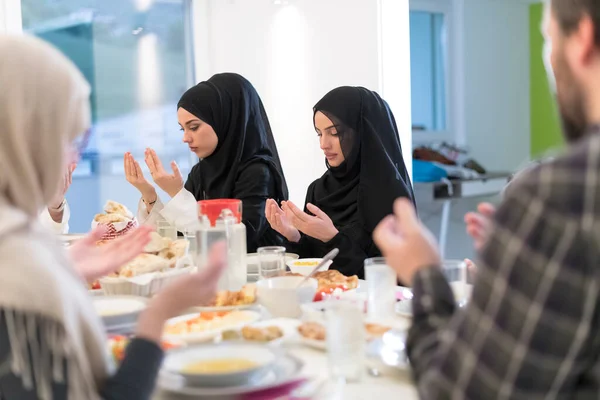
[178,107,219,158]
[314,111,345,167]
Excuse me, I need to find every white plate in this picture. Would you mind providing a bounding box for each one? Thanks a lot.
[158,352,304,396]
[89,288,104,296]
[163,310,261,343]
[221,318,301,347]
[191,303,258,313]
[299,336,327,351]
[163,343,278,387]
[286,258,332,276]
[93,296,147,329]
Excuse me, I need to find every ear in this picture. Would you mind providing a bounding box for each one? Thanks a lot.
[575,15,597,66]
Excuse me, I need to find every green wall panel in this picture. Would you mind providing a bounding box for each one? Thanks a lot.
[530,3,563,158]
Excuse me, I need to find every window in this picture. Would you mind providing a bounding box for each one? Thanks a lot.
[409,0,452,136]
[21,0,195,233]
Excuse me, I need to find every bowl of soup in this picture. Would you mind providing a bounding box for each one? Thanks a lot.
[163,343,278,387]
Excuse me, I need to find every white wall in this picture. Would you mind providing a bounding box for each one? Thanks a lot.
[193,0,410,206]
[0,0,22,34]
[461,0,531,172]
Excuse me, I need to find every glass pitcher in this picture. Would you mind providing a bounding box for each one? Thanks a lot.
[195,199,247,291]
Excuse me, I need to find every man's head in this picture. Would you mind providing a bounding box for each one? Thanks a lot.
[545,0,600,142]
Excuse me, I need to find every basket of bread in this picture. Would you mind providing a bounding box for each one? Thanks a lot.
[92,201,138,241]
[98,231,194,297]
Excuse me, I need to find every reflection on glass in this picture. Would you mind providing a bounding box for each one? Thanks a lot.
[409,11,447,132]
[21,0,194,232]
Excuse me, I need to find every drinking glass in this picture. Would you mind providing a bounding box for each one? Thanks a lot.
[257,246,286,279]
[325,300,365,382]
[183,229,197,256]
[364,257,397,319]
[441,260,471,307]
[156,219,177,241]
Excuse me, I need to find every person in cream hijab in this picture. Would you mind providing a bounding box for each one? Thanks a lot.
[0,35,226,400]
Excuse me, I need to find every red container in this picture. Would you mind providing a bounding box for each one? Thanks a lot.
[198,199,242,227]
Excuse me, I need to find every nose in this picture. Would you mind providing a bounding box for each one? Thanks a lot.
[182,129,191,144]
[320,135,331,150]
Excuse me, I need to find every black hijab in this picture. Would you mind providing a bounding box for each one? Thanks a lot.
[311,86,415,233]
[177,73,288,202]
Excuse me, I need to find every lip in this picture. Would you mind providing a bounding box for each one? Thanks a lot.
[324,153,337,159]
[189,147,198,152]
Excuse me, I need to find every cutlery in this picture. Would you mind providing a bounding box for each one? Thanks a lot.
[296,248,339,288]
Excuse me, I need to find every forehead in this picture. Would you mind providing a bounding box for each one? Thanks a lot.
[314,111,334,129]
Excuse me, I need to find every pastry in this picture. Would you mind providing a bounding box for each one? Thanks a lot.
[297,321,326,341]
[104,200,134,220]
[158,239,189,261]
[119,253,171,277]
[240,326,283,342]
[144,232,171,254]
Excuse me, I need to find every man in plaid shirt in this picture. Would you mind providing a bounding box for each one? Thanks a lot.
[374,1,600,398]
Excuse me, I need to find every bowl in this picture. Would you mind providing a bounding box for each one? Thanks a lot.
[163,343,278,387]
[286,258,332,276]
[99,266,194,298]
[93,296,147,330]
[247,253,299,274]
[256,276,318,318]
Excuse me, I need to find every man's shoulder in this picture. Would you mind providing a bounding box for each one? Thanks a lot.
[505,134,600,218]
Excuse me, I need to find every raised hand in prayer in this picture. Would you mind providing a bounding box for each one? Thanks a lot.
[144,148,184,198]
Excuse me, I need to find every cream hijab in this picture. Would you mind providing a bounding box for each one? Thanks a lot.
[0,35,111,399]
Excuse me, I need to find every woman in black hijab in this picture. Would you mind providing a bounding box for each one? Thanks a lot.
[266,86,414,278]
[125,73,289,252]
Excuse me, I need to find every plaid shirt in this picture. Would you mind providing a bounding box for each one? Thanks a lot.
[408,129,600,400]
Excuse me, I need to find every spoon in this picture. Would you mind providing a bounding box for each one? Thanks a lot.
[296,248,339,288]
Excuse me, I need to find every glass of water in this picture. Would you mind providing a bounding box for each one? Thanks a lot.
[156,219,177,241]
[441,260,471,306]
[257,246,286,279]
[326,300,365,382]
[365,257,397,319]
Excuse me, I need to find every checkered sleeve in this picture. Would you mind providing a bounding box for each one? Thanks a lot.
[407,165,600,399]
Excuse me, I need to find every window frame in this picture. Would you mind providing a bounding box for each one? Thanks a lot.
[409,0,460,145]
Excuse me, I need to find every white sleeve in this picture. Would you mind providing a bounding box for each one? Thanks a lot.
[136,189,197,230]
[136,196,165,227]
[38,201,70,234]
[159,188,198,230]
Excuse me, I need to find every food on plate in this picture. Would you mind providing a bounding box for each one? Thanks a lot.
[287,269,359,301]
[108,335,181,363]
[365,323,392,337]
[210,284,256,307]
[158,239,189,261]
[240,325,283,342]
[164,311,256,336]
[144,231,171,253]
[297,321,391,341]
[89,281,101,290]
[182,358,257,374]
[313,270,359,290]
[298,321,326,341]
[118,253,171,277]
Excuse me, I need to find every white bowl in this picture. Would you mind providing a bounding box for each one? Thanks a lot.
[163,343,278,387]
[286,258,332,276]
[93,296,147,329]
[256,276,318,318]
[247,253,299,274]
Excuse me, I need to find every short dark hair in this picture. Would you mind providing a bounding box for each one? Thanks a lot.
[552,0,600,45]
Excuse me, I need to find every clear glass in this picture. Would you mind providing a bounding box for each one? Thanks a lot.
[441,260,471,307]
[365,257,396,319]
[325,300,365,382]
[156,219,177,241]
[409,11,447,132]
[21,0,194,233]
[257,246,286,279]
[183,229,197,257]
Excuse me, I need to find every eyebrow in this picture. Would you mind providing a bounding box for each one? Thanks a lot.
[316,124,337,133]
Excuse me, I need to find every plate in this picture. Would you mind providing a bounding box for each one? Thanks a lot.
[191,303,257,313]
[163,310,261,343]
[158,352,304,396]
[93,296,147,330]
[89,288,104,296]
[163,343,279,387]
[221,318,301,347]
